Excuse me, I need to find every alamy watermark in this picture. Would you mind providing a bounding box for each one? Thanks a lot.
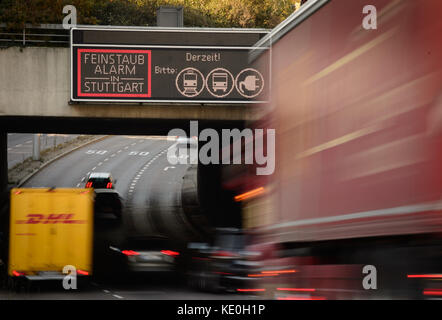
[362,265,377,290]
[62,5,77,29]
[62,265,77,290]
[362,5,377,30]
[166,121,275,176]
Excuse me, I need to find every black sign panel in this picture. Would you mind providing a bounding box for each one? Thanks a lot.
[70,28,270,103]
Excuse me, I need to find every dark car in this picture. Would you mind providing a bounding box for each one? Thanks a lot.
[94,189,123,218]
[106,236,181,275]
[186,228,261,293]
[94,189,123,220]
[86,172,116,189]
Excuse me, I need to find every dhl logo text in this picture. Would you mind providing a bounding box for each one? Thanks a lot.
[16,214,87,224]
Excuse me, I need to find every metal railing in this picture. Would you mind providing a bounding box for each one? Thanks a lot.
[0,24,69,47]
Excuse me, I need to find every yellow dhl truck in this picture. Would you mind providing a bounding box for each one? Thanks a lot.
[8,188,94,283]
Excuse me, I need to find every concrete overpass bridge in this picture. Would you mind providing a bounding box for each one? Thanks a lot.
[0,25,270,226]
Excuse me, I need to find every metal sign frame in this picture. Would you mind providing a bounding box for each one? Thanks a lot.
[70,26,270,104]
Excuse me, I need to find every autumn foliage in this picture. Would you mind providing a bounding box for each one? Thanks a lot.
[0,0,302,29]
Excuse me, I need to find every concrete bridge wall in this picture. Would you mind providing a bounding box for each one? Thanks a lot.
[0,47,264,121]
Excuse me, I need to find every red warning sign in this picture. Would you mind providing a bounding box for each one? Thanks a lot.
[76,48,151,98]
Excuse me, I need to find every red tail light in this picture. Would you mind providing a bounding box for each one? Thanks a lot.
[277,288,316,292]
[214,271,233,275]
[407,274,442,279]
[248,273,279,277]
[277,296,326,300]
[12,270,24,277]
[262,269,297,274]
[77,269,89,276]
[85,182,93,188]
[106,182,112,189]
[236,288,266,292]
[213,250,237,257]
[122,250,140,256]
[161,250,180,256]
[423,289,442,296]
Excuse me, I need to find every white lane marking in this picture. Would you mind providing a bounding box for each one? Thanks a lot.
[92,167,97,170]
[113,294,124,299]
[104,158,109,161]
[81,177,85,182]
[111,154,116,157]
[124,146,129,149]
[25,140,32,144]
[15,144,22,147]
[98,162,103,166]
[164,166,175,171]
[117,150,122,153]
[131,143,136,146]
[87,172,91,175]
[76,183,81,187]
[103,290,110,293]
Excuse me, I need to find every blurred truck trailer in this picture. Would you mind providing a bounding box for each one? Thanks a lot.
[225,0,442,299]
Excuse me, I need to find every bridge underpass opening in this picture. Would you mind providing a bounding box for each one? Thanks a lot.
[1,117,247,251]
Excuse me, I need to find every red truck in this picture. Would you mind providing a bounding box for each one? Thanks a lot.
[226,0,442,299]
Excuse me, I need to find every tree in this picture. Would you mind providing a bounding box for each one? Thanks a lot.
[0,0,302,29]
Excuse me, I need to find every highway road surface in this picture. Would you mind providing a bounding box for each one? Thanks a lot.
[1,135,258,300]
[0,275,259,300]
[7,133,79,169]
[21,135,199,241]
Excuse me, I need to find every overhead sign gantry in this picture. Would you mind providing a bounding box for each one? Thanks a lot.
[70,26,270,104]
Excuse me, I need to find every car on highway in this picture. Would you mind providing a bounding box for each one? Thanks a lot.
[85,172,116,189]
[94,189,123,221]
[186,228,261,293]
[107,236,181,275]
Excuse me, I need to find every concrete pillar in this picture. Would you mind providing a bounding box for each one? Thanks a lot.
[197,128,243,230]
[32,133,40,160]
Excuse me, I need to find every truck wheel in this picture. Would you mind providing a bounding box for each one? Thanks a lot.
[0,265,6,289]
[6,276,15,291]
[186,272,198,290]
[8,276,25,293]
